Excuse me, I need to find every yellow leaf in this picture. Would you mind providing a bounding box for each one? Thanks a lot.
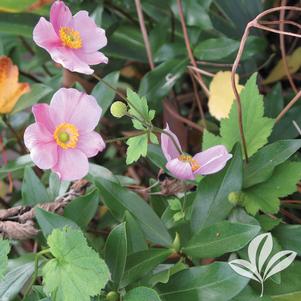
[264,47,301,84]
[0,56,30,114]
[208,71,244,120]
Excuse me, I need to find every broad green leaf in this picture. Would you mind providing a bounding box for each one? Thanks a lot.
[35,208,79,238]
[147,144,166,170]
[0,155,33,175]
[11,84,53,114]
[0,256,35,300]
[64,190,99,229]
[157,262,248,301]
[126,134,148,165]
[124,287,161,301]
[22,166,50,205]
[257,215,281,232]
[0,239,10,278]
[183,221,260,258]
[104,25,147,62]
[121,249,172,288]
[0,13,39,37]
[274,225,301,256]
[264,83,284,119]
[95,178,172,246]
[194,37,240,61]
[243,140,301,188]
[202,130,222,150]
[91,71,119,116]
[203,74,274,157]
[0,0,37,12]
[232,285,272,300]
[242,162,301,215]
[264,261,301,300]
[139,59,188,105]
[191,144,243,232]
[125,211,148,254]
[43,228,110,301]
[104,223,127,287]
[48,172,69,200]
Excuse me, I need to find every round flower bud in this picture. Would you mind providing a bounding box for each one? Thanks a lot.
[106,291,119,301]
[110,101,127,118]
[228,192,241,205]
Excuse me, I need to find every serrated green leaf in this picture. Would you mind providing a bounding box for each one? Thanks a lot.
[183,221,259,258]
[203,74,274,157]
[126,134,148,165]
[22,166,50,205]
[243,140,301,188]
[242,162,301,215]
[0,239,10,279]
[42,228,110,301]
[127,88,151,122]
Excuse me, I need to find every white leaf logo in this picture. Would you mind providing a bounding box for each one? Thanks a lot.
[229,232,296,297]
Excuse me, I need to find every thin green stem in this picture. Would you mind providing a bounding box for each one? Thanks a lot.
[105,131,146,143]
[92,73,146,122]
[22,249,51,300]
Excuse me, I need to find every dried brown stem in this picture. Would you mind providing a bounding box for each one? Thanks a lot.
[176,0,209,100]
[279,0,298,93]
[134,0,154,70]
[0,180,89,240]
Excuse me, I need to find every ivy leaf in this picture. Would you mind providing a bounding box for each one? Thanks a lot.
[203,73,274,157]
[0,238,10,279]
[241,162,301,215]
[126,134,148,165]
[127,88,154,123]
[42,227,110,301]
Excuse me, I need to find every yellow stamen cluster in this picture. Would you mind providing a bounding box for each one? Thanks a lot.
[54,123,79,149]
[59,26,82,49]
[178,154,200,172]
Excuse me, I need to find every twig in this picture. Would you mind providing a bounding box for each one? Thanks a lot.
[0,180,89,240]
[134,0,154,70]
[280,208,301,224]
[293,120,301,135]
[279,0,298,93]
[275,89,301,123]
[163,101,203,132]
[176,0,210,100]
[188,66,215,77]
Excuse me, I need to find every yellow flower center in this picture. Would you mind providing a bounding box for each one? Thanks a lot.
[59,26,82,49]
[178,154,200,172]
[53,123,79,149]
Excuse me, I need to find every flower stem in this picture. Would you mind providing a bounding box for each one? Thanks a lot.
[105,131,146,143]
[22,248,51,300]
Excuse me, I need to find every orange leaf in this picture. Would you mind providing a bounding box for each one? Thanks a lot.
[0,56,30,114]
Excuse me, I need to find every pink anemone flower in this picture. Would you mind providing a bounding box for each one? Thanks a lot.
[24,88,105,181]
[33,0,108,75]
[161,125,232,180]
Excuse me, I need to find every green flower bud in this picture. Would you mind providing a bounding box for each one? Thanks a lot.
[106,291,119,301]
[110,101,127,118]
[172,232,181,252]
[228,191,242,205]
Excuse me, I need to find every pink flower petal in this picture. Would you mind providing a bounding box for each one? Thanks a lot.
[50,88,101,133]
[72,11,107,52]
[30,142,58,170]
[166,158,194,180]
[50,0,72,33]
[53,148,89,181]
[33,17,60,51]
[76,50,108,65]
[193,145,232,175]
[77,131,105,158]
[161,124,182,161]
[24,123,53,150]
[32,104,55,133]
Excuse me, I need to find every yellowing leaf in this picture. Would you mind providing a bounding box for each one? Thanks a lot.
[0,56,30,114]
[208,71,244,120]
[264,47,301,84]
